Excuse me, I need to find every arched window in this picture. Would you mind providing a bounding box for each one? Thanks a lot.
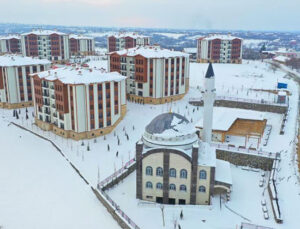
[169,183,176,191]
[199,170,207,179]
[199,185,206,193]
[156,182,163,190]
[146,166,153,176]
[156,167,163,177]
[169,168,176,178]
[180,169,188,179]
[146,181,153,189]
[180,185,187,192]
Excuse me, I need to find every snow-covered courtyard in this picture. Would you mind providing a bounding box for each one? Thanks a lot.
[1,60,300,228]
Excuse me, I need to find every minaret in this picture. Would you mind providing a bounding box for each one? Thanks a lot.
[202,63,216,143]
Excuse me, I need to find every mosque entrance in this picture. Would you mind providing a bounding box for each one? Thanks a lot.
[156,197,163,204]
[178,199,186,205]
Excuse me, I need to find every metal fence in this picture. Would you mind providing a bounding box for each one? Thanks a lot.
[211,142,277,159]
[98,158,135,188]
[98,188,140,229]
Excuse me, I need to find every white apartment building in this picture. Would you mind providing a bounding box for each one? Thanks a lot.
[0,55,51,108]
[108,46,190,104]
[31,66,127,140]
[21,30,70,62]
[107,32,150,52]
[69,34,95,56]
[197,34,243,64]
[0,35,21,54]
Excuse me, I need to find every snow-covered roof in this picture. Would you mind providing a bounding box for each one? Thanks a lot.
[215,159,232,185]
[183,48,197,54]
[146,112,196,138]
[109,32,149,39]
[278,90,287,96]
[0,55,51,67]
[273,55,290,63]
[196,107,265,131]
[32,66,126,85]
[111,46,189,59]
[69,34,94,40]
[197,141,216,167]
[22,30,66,36]
[199,34,242,41]
[0,34,20,40]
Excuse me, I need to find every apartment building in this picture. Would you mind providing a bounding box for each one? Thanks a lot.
[21,30,70,62]
[31,66,127,140]
[197,34,242,64]
[107,32,150,52]
[108,46,190,104]
[69,34,95,56]
[0,55,51,109]
[0,35,21,54]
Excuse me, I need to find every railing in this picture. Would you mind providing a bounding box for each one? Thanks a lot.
[97,157,139,229]
[189,95,288,107]
[211,142,277,159]
[98,188,140,229]
[98,158,135,188]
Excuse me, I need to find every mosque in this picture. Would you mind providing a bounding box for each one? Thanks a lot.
[135,63,233,205]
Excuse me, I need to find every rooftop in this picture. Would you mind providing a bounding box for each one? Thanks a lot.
[183,48,197,53]
[215,159,232,185]
[32,66,126,85]
[109,32,149,39]
[0,34,21,40]
[0,55,51,67]
[199,34,242,41]
[69,34,94,40]
[273,55,290,62]
[145,112,196,138]
[111,46,189,58]
[196,107,265,131]
[22,30,66,36]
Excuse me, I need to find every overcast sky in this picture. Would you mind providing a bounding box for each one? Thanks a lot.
[1,0,299,31]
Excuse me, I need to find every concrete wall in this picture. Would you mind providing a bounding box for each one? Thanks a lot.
[190,99,288,114]
[216,149,275,171]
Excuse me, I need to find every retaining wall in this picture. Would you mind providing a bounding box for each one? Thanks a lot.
[216,149,275,171]
[190,99,288,114]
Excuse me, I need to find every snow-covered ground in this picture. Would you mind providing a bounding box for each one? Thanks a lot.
[1,59,300,228]
[0,118,120,229]
[107,167,273,229]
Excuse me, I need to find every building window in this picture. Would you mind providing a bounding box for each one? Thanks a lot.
[199,170,207,180]
[180,169,188,179]
[199,186,206,193]
[156,167,163,177]
[169,184,176,191]
[146,166,153,176]
[169,168,176,178]
[156,182,163,190]
[180,185,187,192]
[146,181,153,189]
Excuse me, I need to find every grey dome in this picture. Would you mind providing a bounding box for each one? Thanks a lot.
[146,113,189,135]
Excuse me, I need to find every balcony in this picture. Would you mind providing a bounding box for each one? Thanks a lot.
[43,91,49,97]
[45,109,51,115]
[43,101,50,106]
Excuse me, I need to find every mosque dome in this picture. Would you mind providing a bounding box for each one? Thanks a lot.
[142,112,198,150]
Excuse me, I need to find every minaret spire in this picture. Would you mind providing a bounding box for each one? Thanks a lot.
[202,63,216,143]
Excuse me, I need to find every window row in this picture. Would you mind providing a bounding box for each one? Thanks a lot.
[145,182,206,193]
[145,166,207,179]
